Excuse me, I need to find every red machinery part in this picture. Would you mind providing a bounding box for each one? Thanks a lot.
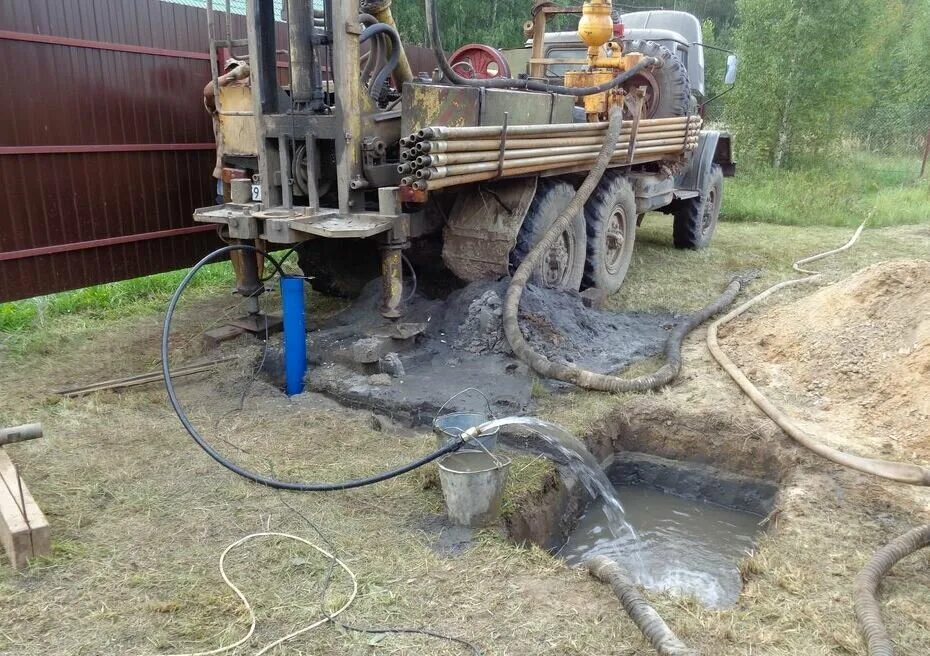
[448,44,511,80]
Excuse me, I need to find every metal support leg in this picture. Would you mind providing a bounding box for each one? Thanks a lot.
[235,239,264,315]
[379,240,405,319]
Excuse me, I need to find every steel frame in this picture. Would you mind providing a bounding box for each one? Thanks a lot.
[197,0,411,316]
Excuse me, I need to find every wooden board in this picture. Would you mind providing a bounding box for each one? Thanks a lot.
[0,450,50,569]
[217,84,258,156]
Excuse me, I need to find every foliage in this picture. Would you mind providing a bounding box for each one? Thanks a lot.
[851,1,930,152]
[724,0,930,165]
[727,0,880,167]
[722,151,930,227]
[393,0,538,50]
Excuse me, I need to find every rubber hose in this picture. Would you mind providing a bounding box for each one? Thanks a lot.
[706,224,930,486]
[360,23,400,101]
[161,244,468,491]
[359,13,381,85]
[587,556,698,656]
[500,104,743,392]
[425,0,658,96]
[854,524,930,656]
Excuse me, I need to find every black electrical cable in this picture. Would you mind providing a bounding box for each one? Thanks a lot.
[162,244,467,491]
[425,0,658,96]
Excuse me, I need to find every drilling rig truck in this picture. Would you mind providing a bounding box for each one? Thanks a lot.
[195,0,735,320]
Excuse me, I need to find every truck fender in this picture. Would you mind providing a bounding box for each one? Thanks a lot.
[674,131,734,195]
[442,177,538,282]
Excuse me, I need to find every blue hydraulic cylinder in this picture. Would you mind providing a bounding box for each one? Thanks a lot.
[280,275,307,395]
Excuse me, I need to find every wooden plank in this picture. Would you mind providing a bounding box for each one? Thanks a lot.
[0,450,50,570]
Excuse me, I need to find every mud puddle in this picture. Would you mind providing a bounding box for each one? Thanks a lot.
[561,485,763,608]
[301,279,676,423]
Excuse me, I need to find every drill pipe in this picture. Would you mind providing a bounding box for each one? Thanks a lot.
[407,128,695,156]
[418,115,697,141]
[413,136,698,168]
[415,140,698,180]
[412,146,695,191]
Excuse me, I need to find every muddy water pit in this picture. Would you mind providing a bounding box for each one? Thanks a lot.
[561,454,776,607]
[503,413,782,610]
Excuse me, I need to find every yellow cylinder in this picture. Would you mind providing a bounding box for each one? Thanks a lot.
[577,0,614,49]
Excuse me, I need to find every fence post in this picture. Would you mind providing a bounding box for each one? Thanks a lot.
[920,126,930,178]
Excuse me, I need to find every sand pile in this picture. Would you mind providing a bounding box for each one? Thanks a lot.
[732,260,930,452]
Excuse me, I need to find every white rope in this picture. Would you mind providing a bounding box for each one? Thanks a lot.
[161,531,358,656]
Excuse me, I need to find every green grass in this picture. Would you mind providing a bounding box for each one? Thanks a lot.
[723,151,930,227]
[0,262,235,335]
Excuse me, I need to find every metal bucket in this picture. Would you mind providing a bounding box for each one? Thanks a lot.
[432,387,498,452]
[433,412,499,452]
[438,450,512,528]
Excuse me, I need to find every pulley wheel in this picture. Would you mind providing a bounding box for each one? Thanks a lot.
[449,44,511,80]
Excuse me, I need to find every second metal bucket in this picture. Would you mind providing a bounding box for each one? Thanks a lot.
[438,450,512,528]
[433,412,499,452]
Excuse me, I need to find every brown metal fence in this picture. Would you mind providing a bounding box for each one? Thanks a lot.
[0,1,439,303]
[0,0,230,302]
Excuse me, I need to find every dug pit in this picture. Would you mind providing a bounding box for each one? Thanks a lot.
[560,453,777,608]
[501,413,782,610]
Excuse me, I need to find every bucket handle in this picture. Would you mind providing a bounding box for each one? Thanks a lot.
[469,432,505,467]
[436,387,495,421]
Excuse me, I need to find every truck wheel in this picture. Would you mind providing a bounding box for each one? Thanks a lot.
[297,239,380,298]
[509,179,586,291]
[582,172,636,294]
[622,39,692,119]
[672,164,723,249]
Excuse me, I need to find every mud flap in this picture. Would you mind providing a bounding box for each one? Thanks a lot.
[441,177,538,282]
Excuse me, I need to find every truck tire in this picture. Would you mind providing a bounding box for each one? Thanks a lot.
[582,172,636,294]
[297,239,380,298]
[622,39,692,119]
[672,164,723,249]
[509,179,586,291]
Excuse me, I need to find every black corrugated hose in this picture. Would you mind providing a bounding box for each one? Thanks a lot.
[854,524,930,655]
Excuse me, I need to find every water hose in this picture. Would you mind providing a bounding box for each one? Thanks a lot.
[359,22,400,101]
[489,105,700,655]
[498,105,743,392]
[586,556,698,656]
[358,13,382,87]
[854,524,930,656]
[706,223,930,486]
[161,244,468,491]
[425,0,658,97]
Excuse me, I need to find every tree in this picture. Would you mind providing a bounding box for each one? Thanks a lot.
[854,0,930,152]
[393,0,535,50]
[728,0,882,167]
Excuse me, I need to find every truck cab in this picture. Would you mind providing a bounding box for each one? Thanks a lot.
[504,10,735,248]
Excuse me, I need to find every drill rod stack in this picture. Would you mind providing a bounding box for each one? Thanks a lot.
[398,116,702,192]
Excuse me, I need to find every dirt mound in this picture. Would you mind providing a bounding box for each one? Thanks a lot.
[733,260,930,453]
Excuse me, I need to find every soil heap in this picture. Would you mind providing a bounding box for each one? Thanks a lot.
[732,260,930,456]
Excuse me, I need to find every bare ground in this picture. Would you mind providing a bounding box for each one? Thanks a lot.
[0,218,929,655]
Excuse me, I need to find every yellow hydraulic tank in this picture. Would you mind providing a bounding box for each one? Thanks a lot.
[577,0,614,50]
